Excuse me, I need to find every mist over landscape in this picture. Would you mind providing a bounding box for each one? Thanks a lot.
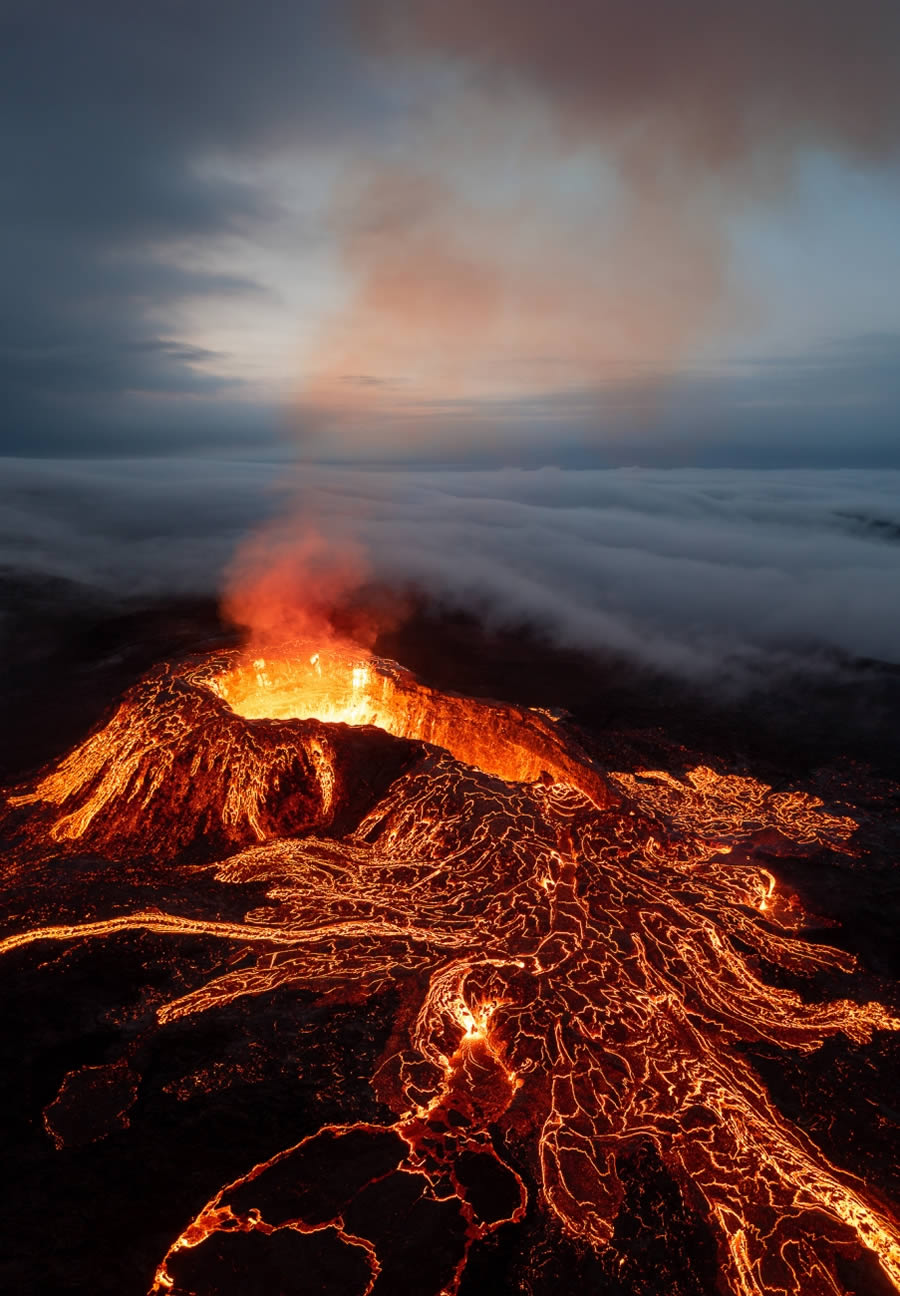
[4,457,900,688]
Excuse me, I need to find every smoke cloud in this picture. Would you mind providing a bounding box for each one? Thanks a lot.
[301,163,734,430]
[293,1,900,443]
[365,1,900,163]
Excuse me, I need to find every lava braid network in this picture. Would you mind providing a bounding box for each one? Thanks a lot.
[2,647,899,1296]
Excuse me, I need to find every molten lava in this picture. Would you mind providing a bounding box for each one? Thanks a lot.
[211,648,614,806]
[3,644,899,1296]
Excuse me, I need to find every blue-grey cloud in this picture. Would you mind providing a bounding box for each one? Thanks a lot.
[0,1,385,451]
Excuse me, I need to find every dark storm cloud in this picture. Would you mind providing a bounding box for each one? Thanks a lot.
[0,240,273,452]
[4,459,900,688]
[1,0,372,230]
[0,1,379,451]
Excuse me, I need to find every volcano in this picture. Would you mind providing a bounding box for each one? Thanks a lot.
[2,635,899,1296]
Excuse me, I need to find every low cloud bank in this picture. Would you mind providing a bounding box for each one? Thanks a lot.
[0,457,283,597]
[3,457,899,687]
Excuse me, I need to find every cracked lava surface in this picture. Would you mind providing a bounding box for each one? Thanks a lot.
[3,646,899,1296]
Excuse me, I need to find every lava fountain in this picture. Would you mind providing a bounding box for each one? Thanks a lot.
[2,642,899,1296]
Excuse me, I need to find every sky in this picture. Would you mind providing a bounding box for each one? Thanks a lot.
[2,0,900,467]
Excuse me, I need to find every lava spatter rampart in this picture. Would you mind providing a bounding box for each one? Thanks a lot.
[2,646,899,1296]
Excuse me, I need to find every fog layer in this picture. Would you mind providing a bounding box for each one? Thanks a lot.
[3,459,899,688]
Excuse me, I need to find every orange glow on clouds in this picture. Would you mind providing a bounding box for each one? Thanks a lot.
[221,524,369,655]
[297,164,735,444]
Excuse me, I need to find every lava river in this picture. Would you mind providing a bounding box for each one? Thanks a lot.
[2,646,899,1296]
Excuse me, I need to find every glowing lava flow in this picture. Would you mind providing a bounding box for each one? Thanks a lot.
[3,646,899,1296]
